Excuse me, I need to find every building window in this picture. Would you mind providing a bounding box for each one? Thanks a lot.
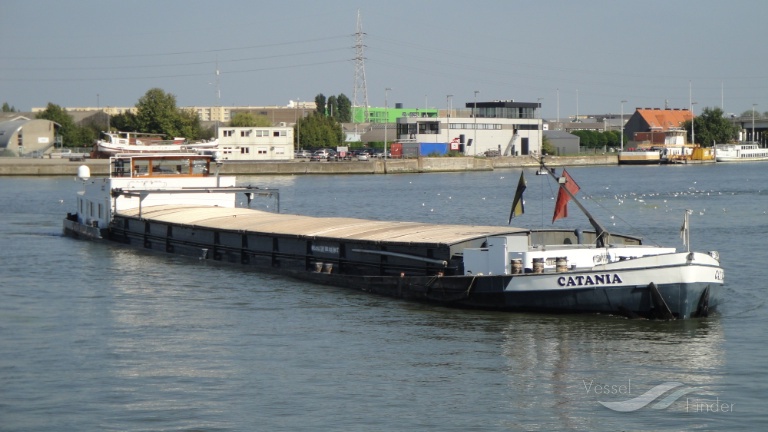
[240,130,252,137]
[418,121,440,135]
[223,130,234,137]
[241,147,250,154]
[257,147,268,154]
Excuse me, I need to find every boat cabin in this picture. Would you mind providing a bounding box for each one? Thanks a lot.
[111,153,211,178]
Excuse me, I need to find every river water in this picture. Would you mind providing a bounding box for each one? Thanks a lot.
[1,163,765,431]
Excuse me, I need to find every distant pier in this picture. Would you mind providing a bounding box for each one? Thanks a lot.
[0,155,618,176]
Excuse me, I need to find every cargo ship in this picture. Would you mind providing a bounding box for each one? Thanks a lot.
[63,153,723,319]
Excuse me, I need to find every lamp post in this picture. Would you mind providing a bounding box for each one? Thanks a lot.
[620,100,627,151]
[537,98,544,155]
[446,94,453,144]
[752,104,757,144]
[691,101,697,145]
[384,88,391,159]
[296,99,301,150]
[473,90,479,156]
[576,89,579,122]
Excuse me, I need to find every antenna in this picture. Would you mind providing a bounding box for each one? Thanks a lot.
[352,9,370,123]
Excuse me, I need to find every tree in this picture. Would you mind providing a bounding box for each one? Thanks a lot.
[132,88,207,139]
[177,108,203,140]
[315,93,326,116]
[327,95,338,118]
[35,102,82,147]
[336,93,352,122]
[2,102,18,112]
[571,130,594,151]
[737,109,768,118]
[685,106,738,146]
[135,88,182,136]
[230,111,271,127]
[541,135,555,155]
[109,111,138,132]
[605,130,621,148]
[295,112,343,148]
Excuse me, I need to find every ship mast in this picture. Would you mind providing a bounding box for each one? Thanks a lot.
[539,156,610,247]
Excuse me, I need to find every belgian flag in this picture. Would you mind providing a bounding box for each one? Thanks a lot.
[508,171,526,224]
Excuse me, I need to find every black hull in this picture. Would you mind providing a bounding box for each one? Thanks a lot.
[81,217,717,319]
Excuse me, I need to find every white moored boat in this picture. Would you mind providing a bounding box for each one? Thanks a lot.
[94,131,218,156]
[63,154,724,319]
[714,142,768,162]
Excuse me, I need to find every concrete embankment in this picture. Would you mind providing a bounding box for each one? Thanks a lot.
[0,155,618,176]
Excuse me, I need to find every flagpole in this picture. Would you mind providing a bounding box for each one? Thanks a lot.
[683,209,692,252]
[538,156,610,247]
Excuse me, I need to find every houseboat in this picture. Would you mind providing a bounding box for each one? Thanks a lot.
[714,142,768,162]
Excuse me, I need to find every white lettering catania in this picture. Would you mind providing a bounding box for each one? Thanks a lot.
[557,274,623,287]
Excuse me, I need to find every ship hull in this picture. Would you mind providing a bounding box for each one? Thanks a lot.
[80,214,721,319]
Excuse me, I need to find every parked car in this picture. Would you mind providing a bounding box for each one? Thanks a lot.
[295,150,312,159]
[356,152,369,161]
[310,149,330,161]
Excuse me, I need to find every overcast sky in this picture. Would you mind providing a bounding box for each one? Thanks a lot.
[2,0,767,119]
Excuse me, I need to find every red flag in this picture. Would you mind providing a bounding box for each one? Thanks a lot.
[552,169,581,223]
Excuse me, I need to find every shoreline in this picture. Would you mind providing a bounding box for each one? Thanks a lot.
[0,155,619,176]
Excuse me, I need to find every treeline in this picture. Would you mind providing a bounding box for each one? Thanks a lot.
[292,93,351,149]
[16,88,356,148]
[570,130,624,151]
[33,88,211,147]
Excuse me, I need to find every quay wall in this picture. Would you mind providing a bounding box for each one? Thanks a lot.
[0,155,618,176]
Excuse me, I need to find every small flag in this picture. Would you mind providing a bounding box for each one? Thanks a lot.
[552,169,581,223]
[509,171,527,224]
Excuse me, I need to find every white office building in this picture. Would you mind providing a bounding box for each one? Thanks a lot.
[215,125,294,161]
[395,100,543,156]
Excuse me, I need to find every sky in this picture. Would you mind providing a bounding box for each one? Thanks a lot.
[2,0,767,120]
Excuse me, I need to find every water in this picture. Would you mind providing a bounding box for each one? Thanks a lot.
[1,163,766,431]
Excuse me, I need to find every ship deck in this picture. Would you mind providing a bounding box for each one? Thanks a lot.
[117,205,529,247]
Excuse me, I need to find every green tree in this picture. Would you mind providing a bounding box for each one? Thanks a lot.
[315,93,326,116]
[2,102,18,112]
[327,95,338,118]
[571,130,592,151]
[336,93,352,122]
[295,112,343,148]
[177,108,203,140]
[605,130,621,148]
[109,111,138,132]
[129,88,208,139]
[685,106,738,146]
[34,102,83,147]
[135,88,181,136]
[541,135,555,155]
[737,109,768,118]
[230,111,271,127]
